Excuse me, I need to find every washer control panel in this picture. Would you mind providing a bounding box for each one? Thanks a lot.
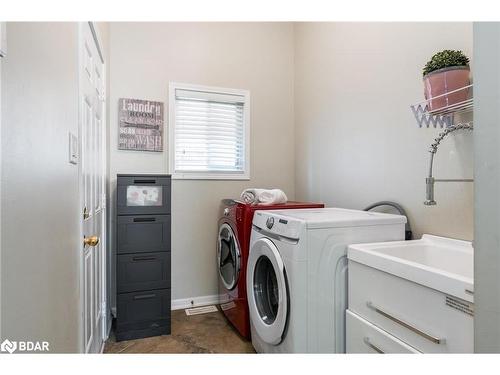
[253,211,301,240]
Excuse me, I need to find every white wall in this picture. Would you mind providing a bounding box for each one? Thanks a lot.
[108,23,296,304]
[0,24,3,342]
[294,23,473,240]
[1,23,80,352]
[473,22,500,353]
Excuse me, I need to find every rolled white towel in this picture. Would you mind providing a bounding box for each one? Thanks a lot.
[258,189,288,205]
[241,188,265,204]
[240,188,288,205]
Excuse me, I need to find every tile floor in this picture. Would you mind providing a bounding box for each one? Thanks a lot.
[104,309,255,354]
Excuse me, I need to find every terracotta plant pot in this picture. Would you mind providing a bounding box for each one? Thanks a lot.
[423,66,470,113]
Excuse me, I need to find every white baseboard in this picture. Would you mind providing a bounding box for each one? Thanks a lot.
[171,294,219,310]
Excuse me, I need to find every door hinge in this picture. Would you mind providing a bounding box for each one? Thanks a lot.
[83,206,90,220]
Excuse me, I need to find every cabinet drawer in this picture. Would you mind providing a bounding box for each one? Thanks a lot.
[117,252,171,293]
[348,260,473,353]
[346,310,420,353]
[117,215,170,254]
[116,289,171,332]
[115,325,170,342]
[117,175,171,216]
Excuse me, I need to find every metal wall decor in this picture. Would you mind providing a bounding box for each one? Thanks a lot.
[118,98,164,152]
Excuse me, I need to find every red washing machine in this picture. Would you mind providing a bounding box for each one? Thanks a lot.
[217,199,324,339]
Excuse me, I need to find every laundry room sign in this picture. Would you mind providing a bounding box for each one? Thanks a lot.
[118,98,164,152]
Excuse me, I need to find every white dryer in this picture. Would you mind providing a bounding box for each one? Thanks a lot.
[246,208,406,353]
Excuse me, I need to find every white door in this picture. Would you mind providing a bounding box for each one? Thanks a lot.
[80,22,106,354]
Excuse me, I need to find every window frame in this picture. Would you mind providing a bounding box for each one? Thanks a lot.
[168,82,251,180]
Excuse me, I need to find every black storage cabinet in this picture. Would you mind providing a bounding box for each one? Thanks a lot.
[115,174,171,341]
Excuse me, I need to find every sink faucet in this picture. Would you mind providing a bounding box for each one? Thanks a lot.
[424,123,474,206]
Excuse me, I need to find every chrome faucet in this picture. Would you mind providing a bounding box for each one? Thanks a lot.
[424,123,474,206]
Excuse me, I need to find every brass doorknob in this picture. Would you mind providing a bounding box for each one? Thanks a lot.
[83,236,100,247]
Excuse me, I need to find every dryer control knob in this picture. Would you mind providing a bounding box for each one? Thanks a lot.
[224,208,230,216]
[266,217,274,229]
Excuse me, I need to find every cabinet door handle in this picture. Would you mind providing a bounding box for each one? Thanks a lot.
[133,217,156,222]
[134,293,156,300]
[363,337,384,353]
[132,256,156,261]
[367,301,445,345]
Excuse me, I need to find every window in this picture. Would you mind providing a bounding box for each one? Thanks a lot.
[169,83,250,180]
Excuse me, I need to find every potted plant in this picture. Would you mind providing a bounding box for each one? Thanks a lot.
[422,50,470,112]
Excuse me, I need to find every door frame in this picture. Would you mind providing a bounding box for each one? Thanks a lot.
[77,21,108,353]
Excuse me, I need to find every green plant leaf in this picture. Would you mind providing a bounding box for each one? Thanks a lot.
[423,50,470,77]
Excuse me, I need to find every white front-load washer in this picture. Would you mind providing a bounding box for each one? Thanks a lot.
[246,207,406,353]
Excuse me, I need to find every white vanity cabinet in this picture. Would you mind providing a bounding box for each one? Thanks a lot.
[346,235,474,354]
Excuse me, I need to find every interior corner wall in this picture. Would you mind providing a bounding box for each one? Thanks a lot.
[294,22,474,240]
[0,23,81,352]
[108,22,295,306]
[473,22,500,353]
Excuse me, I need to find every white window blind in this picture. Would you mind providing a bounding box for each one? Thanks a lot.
[170,84,250,179]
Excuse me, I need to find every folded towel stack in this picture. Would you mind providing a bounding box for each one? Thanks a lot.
[240,188,288,205]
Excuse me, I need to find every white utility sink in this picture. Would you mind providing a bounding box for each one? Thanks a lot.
[348,235,473,303]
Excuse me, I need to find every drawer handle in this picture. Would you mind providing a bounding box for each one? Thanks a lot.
[134,293,156,300]
[363,337,384,354]
[132,256,156,261]
[367,302,445,345]
[133,217,156,222]
[134,179,156,184]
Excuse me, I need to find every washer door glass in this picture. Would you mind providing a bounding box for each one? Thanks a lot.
[253,256,280,325]
[247,237,288,345]
[217,223,241,290]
